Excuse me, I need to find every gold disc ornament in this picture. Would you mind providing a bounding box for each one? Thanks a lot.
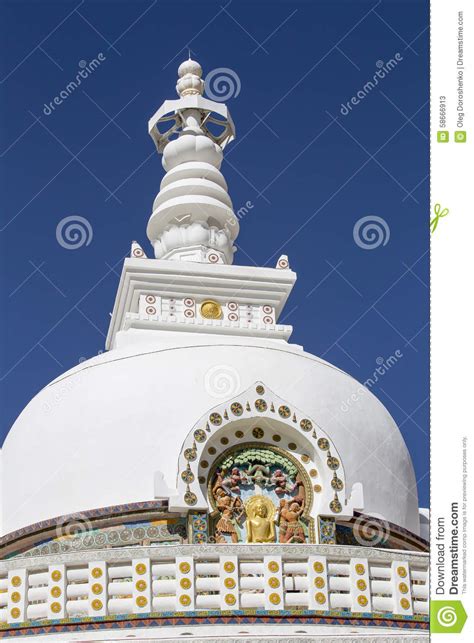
[200,300,222,319]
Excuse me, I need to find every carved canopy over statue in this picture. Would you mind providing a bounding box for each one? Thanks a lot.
[209,445,311,543]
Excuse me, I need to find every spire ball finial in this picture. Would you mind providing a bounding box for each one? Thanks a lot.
[176,58,204,97]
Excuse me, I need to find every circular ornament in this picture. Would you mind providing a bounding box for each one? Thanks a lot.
[400,598,410,610]
[210,413,222,426]
[179,562,191,574]
[255,398,267,412]
[231,402,243,416]
[228,312,238,321]
[224,578,236,589]
[91,567,102,579]
[136,596,148,608]
[180,578,192,590]
[224,562,235,573]
[315,592,326,605]
[200,460,209,469]
[11,592,21,603]
[263,316,274,324]
[235,430,244,438]
[256,385,265,394]
[181,469,194,484]
[300,419,312,432]
[11,576,21,587]
[228,301,238,311]
[184,490,197,506]
[263,305,272,314]
[252,427,264,439]
[397,566,407,578]
[51,586,61,598]
[331,477,344,491]
[200,300,222,319]
[208,253,219,264]
[356,579,367,591]
[288,442,297,451]
[136,580,147,592]
[135,563,146,575]
[399,582,409,594]
[184,298,194,307]
[313,562,324,574]
[278,405,291,418]
[91,583,102,595]
[278,257,289,269]
[184,309,195,318]
[267,561,279,573]
[314,577,325,589]
[309,469,318,478]
[10,608,20,619]
[145,295,156,304]
[317,438,329,450]
[225,593,236,606]
[301,454,310,463]
[314,484,322,492]
[268,577,280,589]
[358,595,368,607]
[194,429,206,443]
[327,456,340,470]
[92,599,103,611]
[208,446,217,455]
[146,306,156,315]
[133,248,144,258]
[272,434,281,442]
[184,448,197,461]
[220,437,229,445]
[179,594,191,607]
[198,476,206,484]
[269,592,281,605]
[355,563,365,575]
[51,602,61,614]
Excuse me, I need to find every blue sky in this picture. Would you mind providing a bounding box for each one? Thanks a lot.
[0,0,429,507]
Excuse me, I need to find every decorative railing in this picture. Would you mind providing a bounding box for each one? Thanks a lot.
[0,544,429,628]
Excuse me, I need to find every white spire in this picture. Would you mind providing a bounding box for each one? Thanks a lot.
[147,59,238,264]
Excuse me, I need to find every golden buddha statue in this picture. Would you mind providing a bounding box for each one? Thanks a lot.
[245,495,276,543]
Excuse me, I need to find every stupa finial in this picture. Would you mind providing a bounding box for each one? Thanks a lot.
[176,57,204,97]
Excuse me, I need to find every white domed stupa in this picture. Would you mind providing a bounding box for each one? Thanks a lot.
[0,58,429,641]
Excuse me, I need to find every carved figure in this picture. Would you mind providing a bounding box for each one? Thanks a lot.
[277,496,306,543]
[245,495,276,543]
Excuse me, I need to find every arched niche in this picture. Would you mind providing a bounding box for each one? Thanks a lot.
[170,382,360,535]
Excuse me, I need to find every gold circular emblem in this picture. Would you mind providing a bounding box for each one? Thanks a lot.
[313,562,324,573]
[355,563,365,575]
[91,567,102,579]
[10,607,20,619]
[268,577,280,589]
[50,586,61,598]
[356,579,367,591]
[136,580,147,592]
[399,582,409,594]
[179,594,191,606]
[301,454,310,463]
[180,578,192,590]
[315,592,326,605]
[314,577,325,589]
[269,592,281,605]
[224,577,236,589]
[400,598,410,610]
[11,592,21,603]
[51,602,61,614]
[309,469,318,478]
[225,593,236,606]
[91,583,103,595]
[209,413,222,426]
[267,561,279,573]
[358,595,368,607]
[135,563,147,575]
[224,561,235,573]
[397,566,407,578]
[252,427,264,439]
[256,385,265,395]
[179,562,191,574]
[92,599,103,611]
[314,484,322,492]
[288,442,297,451]
[11,576,21,588]
[200,300,222,319]
[136,596,148,608]
[235,430,244,438]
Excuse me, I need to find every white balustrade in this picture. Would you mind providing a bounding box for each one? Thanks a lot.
[0,544,429,627]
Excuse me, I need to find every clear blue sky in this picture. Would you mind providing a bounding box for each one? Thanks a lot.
[0,0,429,507]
